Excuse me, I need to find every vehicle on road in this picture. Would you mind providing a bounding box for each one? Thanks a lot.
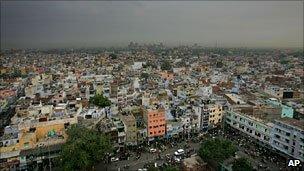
[174,149,185,156]
[149,148,157,153]
[110,157,119,162]
[173,156,181,163]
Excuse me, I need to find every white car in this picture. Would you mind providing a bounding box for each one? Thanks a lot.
[110,157,119,162]
[174,149,185,156]
[174,156,181,162]
[149,148,157,153]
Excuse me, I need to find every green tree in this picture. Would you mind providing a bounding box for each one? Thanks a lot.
[89,94,111,108]
[60,125,113,171]
[140,73,150,79]
[198,138,237,164]
[232,158,253,171]
[163,165,179,171]
[161,60,172,71]
[109,53,117,59]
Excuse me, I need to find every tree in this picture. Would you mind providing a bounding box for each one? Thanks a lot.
[89,94,111,108]
[163,165,179,171]
[109,53,117,59]
[198,138,237,164]
[161,60,172,71]
[140,73,150,79]
[232,158,253,171]
[60,125,113,171]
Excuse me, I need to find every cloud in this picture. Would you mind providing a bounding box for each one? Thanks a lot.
[1,1,303,49]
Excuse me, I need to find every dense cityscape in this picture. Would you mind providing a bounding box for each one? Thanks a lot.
[0,44,303,171]
[1,1,303,171]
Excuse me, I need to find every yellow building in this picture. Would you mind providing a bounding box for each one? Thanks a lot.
[207,104,223,126]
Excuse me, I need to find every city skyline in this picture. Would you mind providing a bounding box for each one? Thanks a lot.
[1,1,303,49]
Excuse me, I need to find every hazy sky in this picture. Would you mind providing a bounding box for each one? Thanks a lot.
[1,1,303,49]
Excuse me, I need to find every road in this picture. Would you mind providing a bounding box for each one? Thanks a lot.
[95,142,201,171]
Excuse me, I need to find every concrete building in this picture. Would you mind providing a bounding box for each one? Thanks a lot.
[225,110,272,145]
[112,117,126,146]
[271,118,304,162]
[120,114,137,146]
[144,108,166,140]
[207,104,223,128]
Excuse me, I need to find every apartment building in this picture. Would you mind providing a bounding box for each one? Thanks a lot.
[144,108,166,140]
[120,114,137,146]
[208,104,223,127]
[271,118,304,162]
[225,110,272,145]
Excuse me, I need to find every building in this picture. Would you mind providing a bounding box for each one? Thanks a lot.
[144,108,166,140]
[271,118,304,162]
[112,117,126,146]
[207,104,223,128]
[225,110,272,145]
[120,114,137,146]
[226,106,304,162]
[266,98,294,118]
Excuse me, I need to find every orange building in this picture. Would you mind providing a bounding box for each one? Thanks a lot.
[145,108,166,138]
[159,71,174,80]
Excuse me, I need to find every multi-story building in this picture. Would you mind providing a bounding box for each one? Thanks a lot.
[144,108,166,140]
[207,104,223,128]
[193,102,223,131]
[120,114,137,146]
[226,106,304,162]
[271,118,304,162]
[193,104,209,132]
[112,117,126,146]
[225,110,272,145]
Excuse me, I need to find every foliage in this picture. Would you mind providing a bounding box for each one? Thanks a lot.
[161,60,172,71]
[198,138,237,163]
[140,73,150,79]
[144,62,157,69]
[232,158,253,171]
[89,94,111,108]
[163,165,179,171]
[0,69,25,79]
[60,125,113,171]
[109,53,117,59]
[280,59,289,65]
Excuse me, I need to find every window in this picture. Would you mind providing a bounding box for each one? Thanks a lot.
[286,132,290,136]
[150,132,153,135]
[264,136,269,141]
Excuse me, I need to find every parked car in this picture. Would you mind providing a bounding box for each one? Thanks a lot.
[110,157,119,162]
[174,149,185,156]
[149,148,157,153]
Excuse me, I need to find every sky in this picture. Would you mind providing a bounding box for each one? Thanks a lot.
[1,1,303,49]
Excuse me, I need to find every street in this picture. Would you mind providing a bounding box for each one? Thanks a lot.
[95,141,201,171]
